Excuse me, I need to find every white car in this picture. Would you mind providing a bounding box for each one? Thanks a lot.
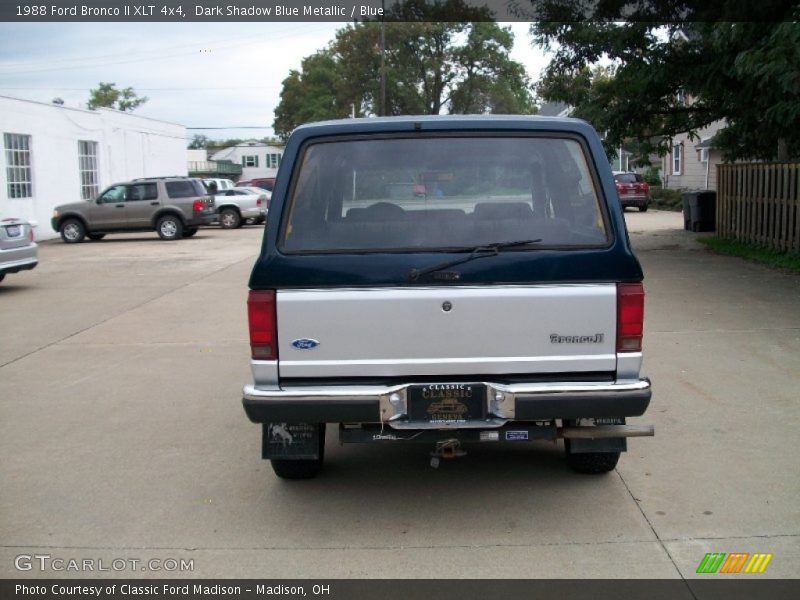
[203,178,235,192]
[215,188,268,229]
[235,186,271,223]
[0,218,38,284]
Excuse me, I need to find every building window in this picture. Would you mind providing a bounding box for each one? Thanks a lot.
[78,140,99,200]
[672,143,682,175]
[242,155,258,168]
[4,133,32,198]
[267,153,282,169]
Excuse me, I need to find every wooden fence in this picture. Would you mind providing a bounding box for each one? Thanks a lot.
[717,163,800,253]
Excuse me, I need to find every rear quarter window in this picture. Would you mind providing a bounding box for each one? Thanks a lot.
[280,135,610,253]
[165,180,205,198]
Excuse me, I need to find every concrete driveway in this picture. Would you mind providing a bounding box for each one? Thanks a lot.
[0,213,798,580]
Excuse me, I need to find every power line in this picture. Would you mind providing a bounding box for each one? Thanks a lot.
[0,24,337,75]
[0,86,274,91]
[186,126,271,130]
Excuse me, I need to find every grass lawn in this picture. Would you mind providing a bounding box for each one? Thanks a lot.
[699,237,800,274]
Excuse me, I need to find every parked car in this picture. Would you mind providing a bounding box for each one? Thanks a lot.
[214,188,268,228]
[235,186,271,222]
[237,177,276,192]
[242,116,653,480]
[203,178,235,192]
[51,177,216,242]
[613,171,650,212]
[0,218,37,284]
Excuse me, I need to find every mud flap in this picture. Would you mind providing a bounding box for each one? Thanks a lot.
[565,417,627,454]
[262,423,324,460]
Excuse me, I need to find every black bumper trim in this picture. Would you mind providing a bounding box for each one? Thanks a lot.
[515,389,651,419]
[0,261,38,275]
[243,398,380,423]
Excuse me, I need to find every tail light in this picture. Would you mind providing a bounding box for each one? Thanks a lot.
[248,290,278,360]
[617,283,644,352]
[257,198,262,207]
[192,199,204,212]
[29,226,35,242]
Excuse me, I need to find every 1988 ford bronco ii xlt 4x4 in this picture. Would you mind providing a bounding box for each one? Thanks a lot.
[242,116,653,479]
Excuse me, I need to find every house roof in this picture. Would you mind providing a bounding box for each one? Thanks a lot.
[695,135,719,149]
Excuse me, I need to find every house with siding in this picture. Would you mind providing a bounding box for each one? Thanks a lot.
[0,95,187,240]
[209,141,284,182]
[662,120,726,191]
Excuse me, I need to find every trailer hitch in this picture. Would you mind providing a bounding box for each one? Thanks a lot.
[430,438,467,468]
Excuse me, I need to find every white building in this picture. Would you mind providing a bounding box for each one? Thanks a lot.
[0,95,187,240]
[210,140,283,181]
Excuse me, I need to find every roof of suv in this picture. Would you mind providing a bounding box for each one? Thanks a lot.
[131,176,198,181]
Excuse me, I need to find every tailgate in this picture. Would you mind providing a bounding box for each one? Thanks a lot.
[276,285,617,379]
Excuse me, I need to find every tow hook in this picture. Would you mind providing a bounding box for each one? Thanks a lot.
[430,439,466,468]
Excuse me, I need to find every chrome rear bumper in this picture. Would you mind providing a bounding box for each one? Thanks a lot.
[242,379,651,427]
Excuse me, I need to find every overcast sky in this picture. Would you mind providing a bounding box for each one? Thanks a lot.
[0,22,550,142]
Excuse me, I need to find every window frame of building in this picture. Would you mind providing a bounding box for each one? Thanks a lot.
[4,132,33,199]
[672,143,683,175]
[242,155,258,168]
[267,153,282,169]
[78,140,100,200]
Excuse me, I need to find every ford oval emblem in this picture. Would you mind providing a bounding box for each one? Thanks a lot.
[292,338,320,350]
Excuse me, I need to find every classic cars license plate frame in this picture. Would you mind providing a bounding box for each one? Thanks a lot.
[407,383,486,424]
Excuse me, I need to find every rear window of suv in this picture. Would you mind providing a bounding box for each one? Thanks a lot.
[280,135,610,253]
[614,173,643,183]
[165,179,206,198]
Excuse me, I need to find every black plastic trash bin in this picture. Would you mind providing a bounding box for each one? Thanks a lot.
[682,190,717,232]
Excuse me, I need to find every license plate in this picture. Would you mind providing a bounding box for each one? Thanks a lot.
[407,384,486,424]
[5,225,20,237]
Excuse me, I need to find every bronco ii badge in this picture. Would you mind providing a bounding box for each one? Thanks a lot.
[292,338,320,349]
[550,333,604,344]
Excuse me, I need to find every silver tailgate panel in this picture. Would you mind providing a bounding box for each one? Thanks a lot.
[277,285,617,378]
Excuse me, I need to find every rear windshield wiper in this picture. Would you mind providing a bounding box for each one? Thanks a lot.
[408,239,542,281]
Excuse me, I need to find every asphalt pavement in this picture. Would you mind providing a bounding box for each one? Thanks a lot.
[0,213,798,580]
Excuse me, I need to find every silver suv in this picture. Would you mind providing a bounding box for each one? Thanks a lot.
[51,177,216,242]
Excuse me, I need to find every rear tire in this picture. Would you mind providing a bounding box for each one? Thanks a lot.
[219,208,241,229]
[87,233,106,241]
[0,273,5,283]
[156,214,183,240]
[270,424,325,480]
[60,219,86,243]
[639,204,649,212]
[564,439,620,474]
[182,227,198,238]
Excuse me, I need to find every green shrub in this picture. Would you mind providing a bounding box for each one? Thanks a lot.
[642,166,662,186]
[649,187,683,211]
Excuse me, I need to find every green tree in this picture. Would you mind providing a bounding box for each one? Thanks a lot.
[273,51,345,140]
[272,0,534,140]
[531,5,800,161]
[87,82,148,112]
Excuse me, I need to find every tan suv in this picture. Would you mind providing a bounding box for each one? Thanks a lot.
[51,177,216,243]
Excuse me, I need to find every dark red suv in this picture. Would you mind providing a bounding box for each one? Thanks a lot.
[613,172,650,212]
